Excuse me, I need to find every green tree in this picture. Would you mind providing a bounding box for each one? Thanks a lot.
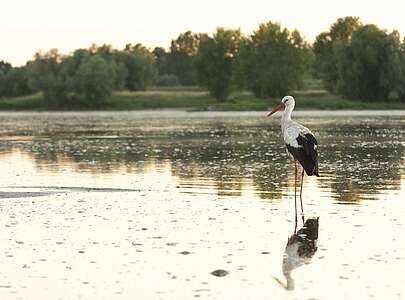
[152,47,180,86]
[235,22,310,97]
[72,55,114,107]
[167,31,203,85]
[27,49,67,108]
[335,25,401,101]
[194,28,242,101]
[313,17,361,92]
[91,44,128,90]
[59,49,91,92]
[152,47,169,75]
[1,67,33,97]
[0,61,12,96]
[29,48,117,108]
[121,43,157,91]
[396,39,405,101]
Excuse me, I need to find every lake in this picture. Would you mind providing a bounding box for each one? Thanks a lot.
[0,110,404,299]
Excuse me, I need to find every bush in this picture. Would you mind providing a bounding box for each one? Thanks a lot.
[155,74,180,86]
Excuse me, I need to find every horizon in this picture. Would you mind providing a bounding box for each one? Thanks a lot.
[2,0,405,66]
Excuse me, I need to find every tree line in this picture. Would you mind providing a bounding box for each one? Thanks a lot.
[1,16,405,108]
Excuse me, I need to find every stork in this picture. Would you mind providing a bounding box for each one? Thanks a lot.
[267,96,319,226]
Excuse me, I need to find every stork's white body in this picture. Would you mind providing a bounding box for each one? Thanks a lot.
[282,120,312,149]
[281,98,314,149]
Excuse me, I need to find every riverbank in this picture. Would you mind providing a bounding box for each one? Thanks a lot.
[1,88,405,111]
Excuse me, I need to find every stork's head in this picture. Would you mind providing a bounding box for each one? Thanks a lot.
[266,96,295,117]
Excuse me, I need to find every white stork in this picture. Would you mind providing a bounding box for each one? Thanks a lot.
[266,96,319,225]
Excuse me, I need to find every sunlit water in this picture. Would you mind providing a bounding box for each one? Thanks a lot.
[0,110,404,299]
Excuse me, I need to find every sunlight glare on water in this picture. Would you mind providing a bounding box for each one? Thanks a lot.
[0,110,404,299]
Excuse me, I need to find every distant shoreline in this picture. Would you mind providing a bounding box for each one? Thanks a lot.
[1,110,405,118]
[1,89,405,111]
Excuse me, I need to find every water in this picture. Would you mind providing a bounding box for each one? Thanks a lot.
[0,110,404,299]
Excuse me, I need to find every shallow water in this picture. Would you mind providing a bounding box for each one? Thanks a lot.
[0,110,404,299]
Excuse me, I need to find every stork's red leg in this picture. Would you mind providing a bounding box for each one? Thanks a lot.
[294,160,298,232]
[300,168,305,223]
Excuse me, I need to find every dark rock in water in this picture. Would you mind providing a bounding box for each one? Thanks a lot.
[210,269,229,277]
[179,251,191,255]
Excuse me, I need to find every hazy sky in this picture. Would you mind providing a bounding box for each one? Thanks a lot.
[2,0,404,65]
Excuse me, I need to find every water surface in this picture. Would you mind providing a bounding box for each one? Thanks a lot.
[0,110,404,299]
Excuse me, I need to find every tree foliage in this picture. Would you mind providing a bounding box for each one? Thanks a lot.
[4,17,405,108]
[122,44,157,91]
[313,17,362,92]
[89,44,128,90]
[396,39,405,101]
[235,22,310,97]
[27,49,67,107]
[314,17,405,101]
[72,55,114,107]
[152,47,170,80]
[166,31,204,86]
[194,28,242,101]
[155,74,179,86]
[21,44,157,108]
[0,61,33,97]
[334,25,402,101]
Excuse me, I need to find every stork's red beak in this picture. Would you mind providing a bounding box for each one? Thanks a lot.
[266,102,285,117]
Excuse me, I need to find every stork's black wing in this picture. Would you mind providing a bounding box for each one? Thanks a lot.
[286,133,319,176]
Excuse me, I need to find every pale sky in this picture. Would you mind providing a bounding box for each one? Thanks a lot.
[2,0,405,66]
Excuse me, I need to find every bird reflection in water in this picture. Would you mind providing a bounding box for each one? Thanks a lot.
[274,217,319,290]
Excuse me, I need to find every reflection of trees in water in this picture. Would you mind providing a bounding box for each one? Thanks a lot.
[168,137,291,200]
[1,138,151,174]
[0,120,404,202]
[319,134,404,202]
[1,134,291,201]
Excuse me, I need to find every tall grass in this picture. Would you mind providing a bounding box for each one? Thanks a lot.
[0,93,43,110]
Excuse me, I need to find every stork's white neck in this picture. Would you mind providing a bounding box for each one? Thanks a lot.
[282,105,293,120]
[281,102,294,131]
